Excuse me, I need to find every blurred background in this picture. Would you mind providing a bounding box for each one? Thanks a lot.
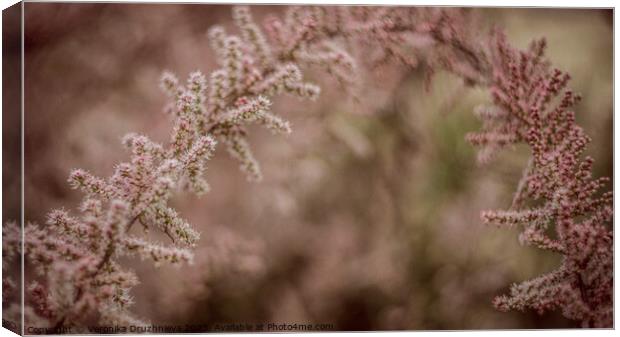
[13,4,612,330]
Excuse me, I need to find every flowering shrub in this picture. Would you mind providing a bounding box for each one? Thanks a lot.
[3,5,612,330]
[475,33,613,328]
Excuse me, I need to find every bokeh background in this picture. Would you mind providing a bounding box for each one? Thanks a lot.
[12,3,613,330]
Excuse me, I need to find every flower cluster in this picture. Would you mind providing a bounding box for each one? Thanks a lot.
[470,31,613,327]
[201,7,324,181]
[22,138,208,328]
[10,5,367,329]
